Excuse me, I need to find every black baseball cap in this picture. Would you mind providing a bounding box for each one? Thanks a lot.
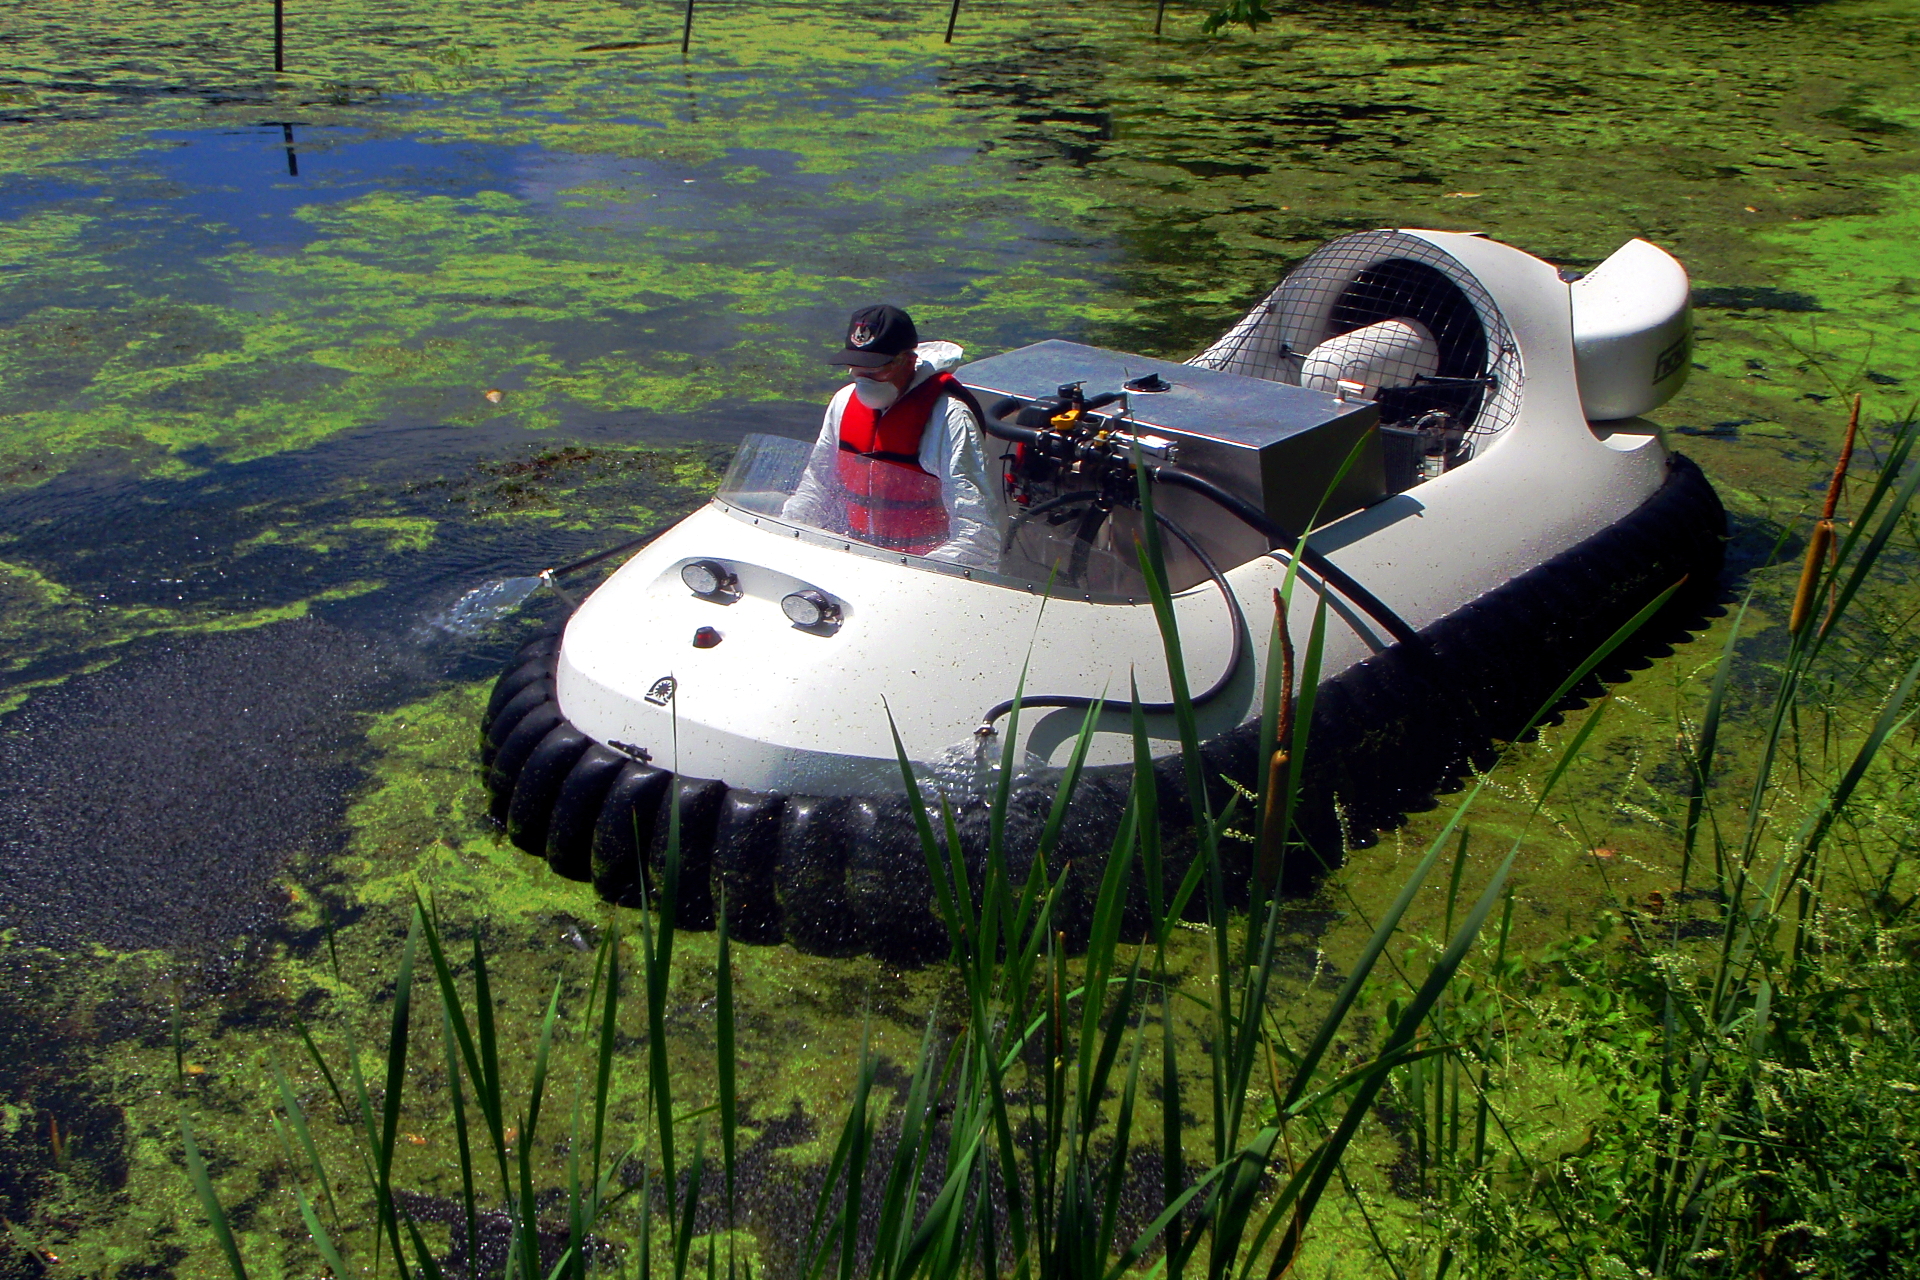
[829,304,919,368]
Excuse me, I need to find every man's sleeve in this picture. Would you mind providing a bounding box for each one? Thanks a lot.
[920,394,1004,568]
[780,391,846,529]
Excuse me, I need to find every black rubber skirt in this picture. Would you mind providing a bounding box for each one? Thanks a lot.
[482,454,1725,962]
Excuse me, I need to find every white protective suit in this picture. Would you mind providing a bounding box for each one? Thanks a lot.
[781,341,1005,568]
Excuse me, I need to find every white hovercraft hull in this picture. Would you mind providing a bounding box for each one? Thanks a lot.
[557,230,1668,790]
[479,228,1723,958]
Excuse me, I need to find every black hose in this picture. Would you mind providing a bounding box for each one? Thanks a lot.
[1145,464,1420,648]
[981,412,1044,448]
[1002,489,1107,553]
[978,409,1417,647]
[544,523,672,580]
[1068,501,1108,583]
[1003,487,1122,583]
[978,508,1248,731]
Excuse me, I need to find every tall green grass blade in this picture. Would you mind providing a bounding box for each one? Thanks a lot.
[1207,1125,1287,1274]
[1096,975,1149,1268]
[473,924,512,1195]
[1130,480,1210,836]
[572,1078,596,1280]
[415,897,509,1196]
[1076,797,1140,1117]
[1158,943,1186,1280]
[596,917,622,1209]
[871,1012,941,1280]
[990,661,1034,865]
[270,1052,338,1229]
[1038,694,1107,861]
[293,1186,347,1279]
[644,784,682,1236]
[1795,648,1920,857]
[370,908,422,1274]
[1078,927,1143,1152]
[1102,1160,1231,1280]
[887,705,968,961]
[1683,591,1751,891]
[517,974,565,1280]
[837,1044,873,1280]
[896,1131,985,1280]
[1254,600,1287,875]
[716,902,737,1226]
[288,1004,351,1125]
[1129,680,1167,930]
[1274,594,1328,882]
[803,1035,875,1280]
[181,1115,250,1280]
[675,1135,706,1280]
[1279,812,1458,1111]
[403,1208,448,1280]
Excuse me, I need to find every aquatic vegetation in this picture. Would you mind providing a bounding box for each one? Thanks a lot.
[171,459,1680,1280]
[1321,411,1920,1276]
[163,411,1920,1279]
[2,0,1919,1274]
[2,0,1913,492]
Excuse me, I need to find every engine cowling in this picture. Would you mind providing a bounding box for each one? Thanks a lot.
[1299,317,1441,399]
[1570,238,1692,422]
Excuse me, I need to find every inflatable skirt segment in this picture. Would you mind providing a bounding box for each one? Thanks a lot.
[481,454,1725,963]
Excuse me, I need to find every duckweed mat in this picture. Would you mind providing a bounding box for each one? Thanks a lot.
[2,0,1918,1273]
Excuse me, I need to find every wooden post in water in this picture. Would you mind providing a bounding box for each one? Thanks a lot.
[945,0,962,43]
[273,0,285,71]
[680,0,694,55]
[1153,0,1169,37]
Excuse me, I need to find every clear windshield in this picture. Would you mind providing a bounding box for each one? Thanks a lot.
[715,433,812,518]
[715,433,1192,598]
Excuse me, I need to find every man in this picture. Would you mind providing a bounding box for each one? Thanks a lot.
[781,304,1003,568]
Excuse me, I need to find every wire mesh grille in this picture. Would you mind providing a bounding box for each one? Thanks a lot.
[1189,230,1523,442]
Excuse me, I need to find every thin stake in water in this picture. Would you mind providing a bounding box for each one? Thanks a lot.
[273,0,285,72]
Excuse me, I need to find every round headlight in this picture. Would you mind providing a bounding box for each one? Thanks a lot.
[780,589,840,629]
[681,559,736,598]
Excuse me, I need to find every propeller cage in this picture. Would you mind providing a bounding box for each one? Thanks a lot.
[1189,230,1525,445]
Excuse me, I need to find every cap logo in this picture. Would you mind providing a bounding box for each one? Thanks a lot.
[849,321,876,349]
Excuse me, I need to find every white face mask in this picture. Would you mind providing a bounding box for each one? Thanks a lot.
[851,376,900,410]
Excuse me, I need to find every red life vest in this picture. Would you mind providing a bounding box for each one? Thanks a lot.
[834,372,966,554]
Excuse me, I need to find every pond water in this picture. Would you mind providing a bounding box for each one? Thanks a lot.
[1,0,1916,1271]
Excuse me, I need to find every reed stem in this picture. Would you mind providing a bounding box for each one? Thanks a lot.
[1790,394,1861,635]
[1257,587,1295,892]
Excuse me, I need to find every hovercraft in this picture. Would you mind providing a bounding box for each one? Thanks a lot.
[481,229,1723,960]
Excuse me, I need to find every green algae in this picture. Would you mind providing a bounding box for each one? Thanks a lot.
[0,436,722,720]
[17,676,1246,1277]
[1,0,1913,500]
[3,0,1920,1272]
